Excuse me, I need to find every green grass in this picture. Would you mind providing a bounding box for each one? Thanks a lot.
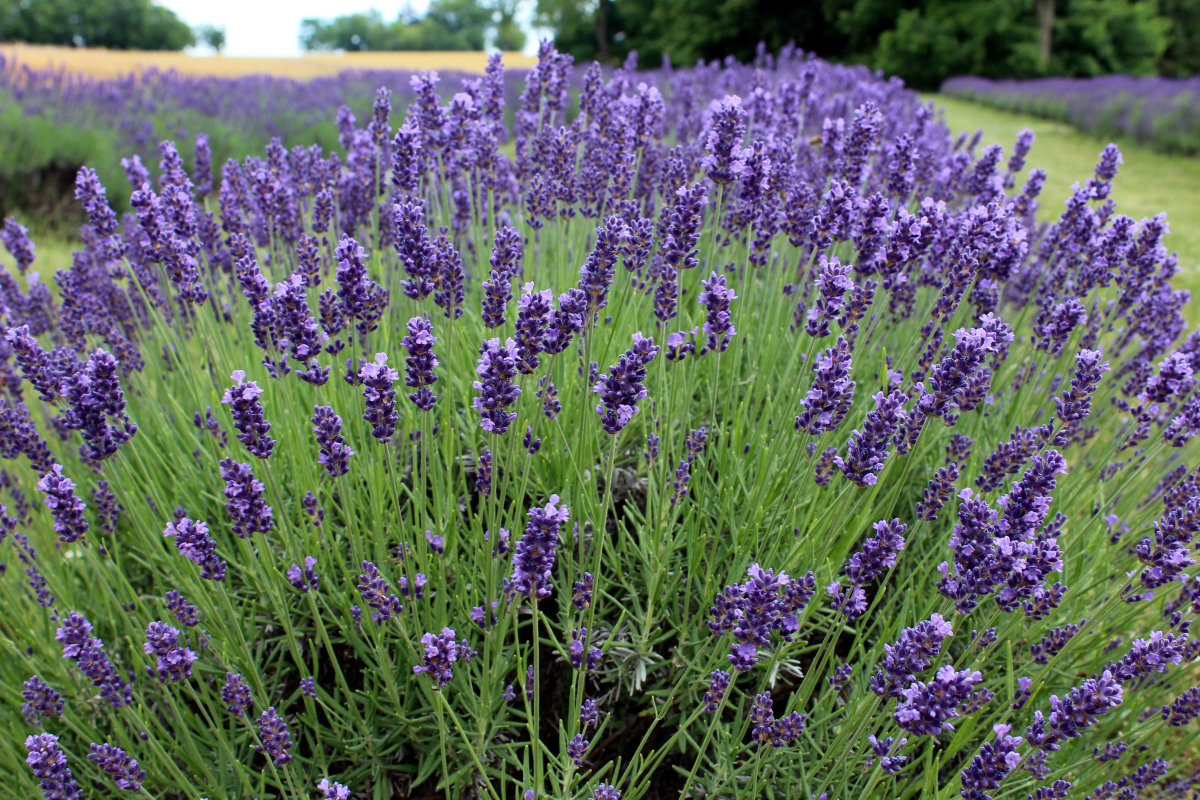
[929,94,1200,295]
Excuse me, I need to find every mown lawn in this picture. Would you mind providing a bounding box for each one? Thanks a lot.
[930,95,1200,300]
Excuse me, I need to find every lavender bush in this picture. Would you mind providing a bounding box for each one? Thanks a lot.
[2,42,1199,800]
[942,75,1200,156]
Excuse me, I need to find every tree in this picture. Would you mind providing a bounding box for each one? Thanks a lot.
[0,0,195,50]
[195,24,227,54]
[299,0,522,53]
[1158,0,1200,75]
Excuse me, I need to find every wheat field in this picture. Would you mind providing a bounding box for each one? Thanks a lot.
[1,42,536,79]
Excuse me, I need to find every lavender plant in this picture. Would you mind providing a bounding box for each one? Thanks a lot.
[1,43,1199,800]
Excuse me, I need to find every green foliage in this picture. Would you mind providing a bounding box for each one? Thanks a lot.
[0,0,194,50]
[194,24,227,54]
[1048,0,1168,76]
[1158,0,1200,75]
[299,0,524,53]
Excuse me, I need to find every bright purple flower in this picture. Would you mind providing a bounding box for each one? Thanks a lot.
[359,353,400,443]
[164,517,226,580]
[482,227,522,328]
[287,556,319,592]
[221,370,275,459]
[36,465,88,543]
[358,561,403,622]
[21,676,63,726]
[58,349,138,461]
[592,784,621,800]
[218,458,274,539]
[844,518,907,585]
[578,217,622,313]
[300,677,317,698]
[581,697,600,727]
[959,724,1022,800]
[867,734,909,775]
[710,564,813,669]
[795,337,855,434]
[893,665,982,735]
[319,779,352,800]
[413,627,476,688]
[394,201,437,300]
[595,333,659,434]
[703,96,747,185]
[567,734,590,765]
[401,316,439,410]
[473,338,521,434]
[312,406,354,477]
[836,390,910,486]
[870,613,953,698]
[335,236,388,336]
[25,733,82,800]
[255,707,294,765]
[1026,671,1122,751]
[222,672,253,717]
[514,283,553,374]
[55,612,132,708]
[505,494,570,601]
[2,216,36,272]
[698,271,737,352]
[704,670,731,712]
[144,620,196,682]
[660,184,707,271]
[88,743,145,792]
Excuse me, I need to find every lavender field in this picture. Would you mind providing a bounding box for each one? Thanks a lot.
[941,75,1200,157]
[2,43,1200,800]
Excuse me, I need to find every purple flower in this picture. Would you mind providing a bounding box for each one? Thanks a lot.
[483,227,522,328]
[300,677,317,698]
[21,676,63,726]
[592,784,621,800]
[475,448,493,496]
[222,672,253,717]
[414,627,476,688]
[335,236,389,336]
[1026,671,1122,751]
[2,216,36,272]
[312,406,354,477]
[703,670,731,712]
[36,465,88,543]
[505,494,570,600]
[698,271,737,353]
[255,707,294,765]
[220,370,275,459]
[578,217,622,313]
[219,458,274,539]
[358,561,404,622]
[867,734,909,775]
[55,612,132,708]
[959,724,1022,800]
[394,201,437,300]
[572,573,594,610]
[703,96,747,185]
[87,743,145,792]
[567,733,590,765]
[401,316,439,411]
[319,779,352,800]
[893,665,982,736]
[660,184,708,271]
[144,620,196,682]
[25,733,82,800]
[473,338,522,434]
[514,283,553,374]
[164,517,226,580]
[795,337,855,434]
[836,390,910,486]
[870,613,953,698]
[581,698,600,727]
[595,333,659,434]
[710,564,814,670]
[844,518,907,585]
[359,353,400,443]
[287,556,319,592]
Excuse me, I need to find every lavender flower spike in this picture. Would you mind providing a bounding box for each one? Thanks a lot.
[25,733,82,800]
[220,370,275,459]
[401,316,439,411]
[312,406,354,477]
[595,333,659,434]
[36,464,88,543]
[359,353,400,443]
[414,627,476,688]
[255,707,294,765]
[505,494,571,600]
[473,338,521,434]
[88,743,146,792]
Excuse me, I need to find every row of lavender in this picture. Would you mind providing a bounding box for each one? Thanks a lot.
[2,42,1199,800]
[942,74,1200,156]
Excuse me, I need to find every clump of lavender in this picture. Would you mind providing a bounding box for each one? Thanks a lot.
[595,333,659,434]
[255,707,294,765]
[88,743,146,792]
[25,733,82,800]
[505,495,570,601]
[400,316,438,411]
[359,353,400,443]
[414,628,476,688]
[163,517,226,580]
[312,406,354,477]
[218,459,274,539]
[144,620,196,682]
[36,465,88,543]
[221,370,275,459]
[473,338,521,434]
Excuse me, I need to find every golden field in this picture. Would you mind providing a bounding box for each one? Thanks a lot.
[0,42,536,79]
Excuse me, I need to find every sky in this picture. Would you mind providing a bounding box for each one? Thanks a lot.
[160,1,430,58]
[160,0,541,58]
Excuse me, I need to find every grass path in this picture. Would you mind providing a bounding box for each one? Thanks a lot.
[929,94,1200,285]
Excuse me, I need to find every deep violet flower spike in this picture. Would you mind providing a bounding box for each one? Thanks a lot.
[144,620,196,682]
[25,733,83,800]
[55,612,132,708]
[222,672,253,717]
[319,779,352,800]
[220,370,275,459]
[595,332,659,434]
[703,95,748,185]
[698,271,737,352]
[163,517,226,580]
[359,353,400,443]
[893,665,982,735]
[255,707,294,766]
[36,465,88,543]
[21,676,63,726]
[473,338,521,434]
[358,561,403,622]
[311,406,354,477]
[287,556,319,592]
[401,316,439,410]
[413,627,476,688]
[88,743,145,792]
[795,337,855,435]
[218,458,274,539]
[505,494,570,600]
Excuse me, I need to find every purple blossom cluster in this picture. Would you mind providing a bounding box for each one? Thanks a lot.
[709,563,816,670]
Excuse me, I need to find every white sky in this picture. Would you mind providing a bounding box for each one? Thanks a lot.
[161,1,430,57]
